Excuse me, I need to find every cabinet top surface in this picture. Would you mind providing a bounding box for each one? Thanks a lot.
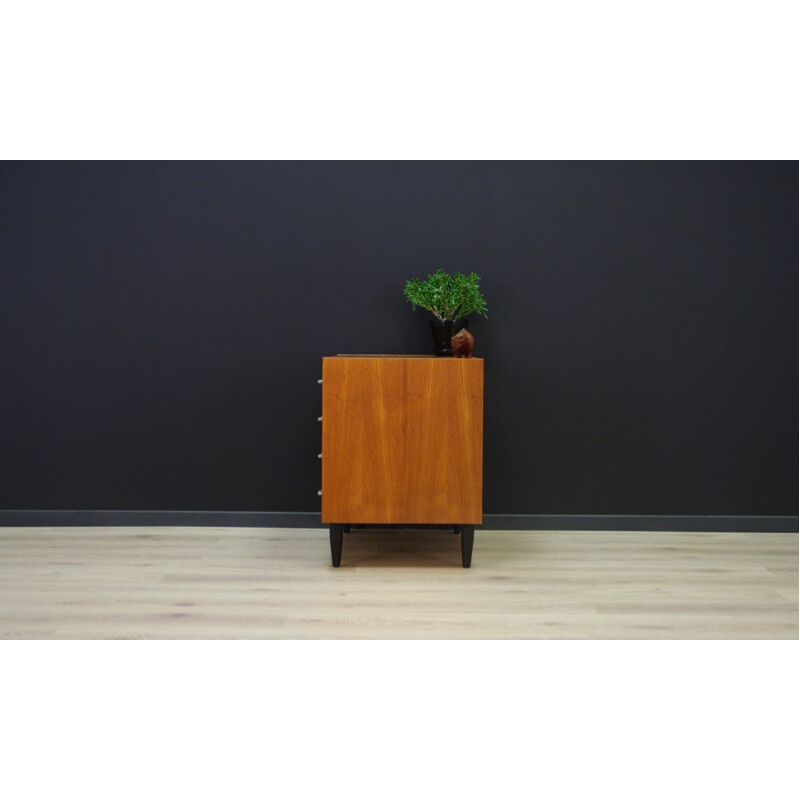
[328,354,483,360]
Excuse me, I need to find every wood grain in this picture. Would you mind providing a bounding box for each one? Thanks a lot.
[404,358,482,523]
[0,527,796,639]
[321,357,405,523]
[321,357,483,525]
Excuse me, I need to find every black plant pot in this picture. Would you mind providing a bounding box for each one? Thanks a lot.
[429,318,468,357]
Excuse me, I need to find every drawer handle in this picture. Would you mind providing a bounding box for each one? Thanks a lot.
[317,490,322,496]
[318,453,322,459]
[318,416,322,422]
[317,379,323,384]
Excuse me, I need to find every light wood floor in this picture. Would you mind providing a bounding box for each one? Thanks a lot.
[0,526,796,639]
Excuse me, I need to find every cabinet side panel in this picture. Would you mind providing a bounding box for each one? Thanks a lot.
[404,359,483,524]
[321,358,406,524]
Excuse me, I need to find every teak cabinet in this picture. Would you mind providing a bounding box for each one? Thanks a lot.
[319,355,483,567]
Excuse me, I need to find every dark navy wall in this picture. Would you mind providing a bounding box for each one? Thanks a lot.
[0,161,797,515]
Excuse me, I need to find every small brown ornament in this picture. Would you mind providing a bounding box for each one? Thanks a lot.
[451,327,475,358]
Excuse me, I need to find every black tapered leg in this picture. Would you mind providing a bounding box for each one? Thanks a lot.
[460,525,474,568]
[329,524,343,567]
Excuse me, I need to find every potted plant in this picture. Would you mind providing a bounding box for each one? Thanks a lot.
[403,269,488,356]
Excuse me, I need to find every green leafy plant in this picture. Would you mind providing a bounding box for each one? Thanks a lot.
[403,269,488,321]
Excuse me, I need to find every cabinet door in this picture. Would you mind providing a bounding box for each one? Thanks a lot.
[404,358,483,524]
[321,358,406,524]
